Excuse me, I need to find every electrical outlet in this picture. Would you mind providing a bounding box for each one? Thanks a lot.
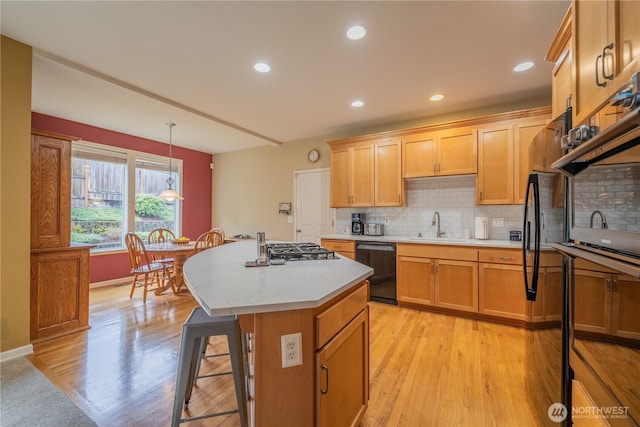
[492,218,505,227]
[281,332,302,368]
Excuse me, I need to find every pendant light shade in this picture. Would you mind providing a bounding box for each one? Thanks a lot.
[159,122,183,201]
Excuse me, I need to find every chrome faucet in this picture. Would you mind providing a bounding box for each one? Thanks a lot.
[589,210,608,229]
[432,211,445,238]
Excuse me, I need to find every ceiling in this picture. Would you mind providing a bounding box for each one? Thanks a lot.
[1,1,569,154]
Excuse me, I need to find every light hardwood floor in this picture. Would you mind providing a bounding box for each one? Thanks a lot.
[28,285,543,426]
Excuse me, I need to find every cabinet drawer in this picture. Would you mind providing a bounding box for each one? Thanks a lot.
[316,282,368,349]
[396,243,477,262]
[478,248,522,265]
[321,239,355,254]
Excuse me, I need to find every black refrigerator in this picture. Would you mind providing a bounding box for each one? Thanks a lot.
[522,107,571,426]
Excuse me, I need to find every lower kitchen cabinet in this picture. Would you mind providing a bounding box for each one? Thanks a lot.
[317,308,369,427]
[244,280,369,426]
[435,259,478,312]
[575,268,640,340]
[530,267,563,323]
[479,263,531,321]
[574,269,610,334]
[396,244,478,313]
[397,255,435,306]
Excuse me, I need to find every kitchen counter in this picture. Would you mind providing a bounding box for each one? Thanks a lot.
[321,233,556,250]
[183,240,373,426]
[183,240,373,316]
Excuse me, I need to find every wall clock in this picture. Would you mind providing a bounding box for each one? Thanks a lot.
[307,149,320,163]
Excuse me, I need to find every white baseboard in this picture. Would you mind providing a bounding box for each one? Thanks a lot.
[0,344,34,362]
[90,276,133,289]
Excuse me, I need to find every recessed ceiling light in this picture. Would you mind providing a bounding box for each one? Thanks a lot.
[430,94,445,102]
[254,62,271,73]
[514,61,535,72]
[351,100,364,108]
[346,25,366,40]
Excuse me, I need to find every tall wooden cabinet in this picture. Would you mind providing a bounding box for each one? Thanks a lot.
[30,130,90,342]
[572,0,640,124]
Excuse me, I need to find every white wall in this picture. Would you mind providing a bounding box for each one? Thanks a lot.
[211,95,553,241]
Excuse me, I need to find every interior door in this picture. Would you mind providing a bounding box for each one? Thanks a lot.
[295,168,334,243]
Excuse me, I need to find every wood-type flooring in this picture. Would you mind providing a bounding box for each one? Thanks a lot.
[28,285,544,426]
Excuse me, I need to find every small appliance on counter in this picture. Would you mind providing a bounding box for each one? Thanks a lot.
[474,217,488,240]
[364,223,384,236]
[351,213,365,235]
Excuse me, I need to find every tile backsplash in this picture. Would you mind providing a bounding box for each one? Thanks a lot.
[335,175,563,243]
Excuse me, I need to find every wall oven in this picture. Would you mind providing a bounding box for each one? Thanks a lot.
[552,72,640,426]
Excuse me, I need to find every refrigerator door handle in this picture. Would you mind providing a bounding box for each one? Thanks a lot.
[523,174,541,302]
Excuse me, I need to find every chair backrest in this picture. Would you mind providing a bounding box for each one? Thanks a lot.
[125,232,153,271]
[210,227,225,240]
[194,230,225,254]
[148,228,176,244]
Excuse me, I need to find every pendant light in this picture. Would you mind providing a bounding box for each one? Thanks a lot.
[158,122,184,201]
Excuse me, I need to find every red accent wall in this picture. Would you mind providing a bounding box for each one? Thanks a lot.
[32,113,213,283]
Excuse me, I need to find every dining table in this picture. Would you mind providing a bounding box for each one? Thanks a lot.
[145,241,196,293]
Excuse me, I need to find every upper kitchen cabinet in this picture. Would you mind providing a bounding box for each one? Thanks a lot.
[374,138,404,206]
[403,127,477,178]
[329,137,404,208]
[572,0,640,124]
[546,6,573,120]
[477,112,551,205]
[477,124,514,205]
[329,142,374,207]
[514,119,549,204]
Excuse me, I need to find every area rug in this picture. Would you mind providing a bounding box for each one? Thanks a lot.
[0,357,97,426]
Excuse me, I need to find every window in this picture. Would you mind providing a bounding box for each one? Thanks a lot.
[70,142,182,251]
[134,156,181,241]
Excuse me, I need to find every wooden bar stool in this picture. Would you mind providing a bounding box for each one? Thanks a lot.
[171,307,248,427]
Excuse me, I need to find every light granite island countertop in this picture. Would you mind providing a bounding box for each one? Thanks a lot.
[183,240,373,316]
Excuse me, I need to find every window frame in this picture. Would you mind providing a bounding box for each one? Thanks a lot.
[71,140,183,254]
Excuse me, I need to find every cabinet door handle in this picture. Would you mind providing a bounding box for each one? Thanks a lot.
[321,364,329,394]
[612,279,617,292]
[499,256,514,261]
[602,43,614,81]
[606,279,611,292]
[595,53,607,87]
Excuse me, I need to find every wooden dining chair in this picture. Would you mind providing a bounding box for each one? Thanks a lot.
[126,232,175,303]
[194,229,225,254]
[148,228,176,269]
[210,227,225,240]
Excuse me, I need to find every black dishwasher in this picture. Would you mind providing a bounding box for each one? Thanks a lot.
[355,241,397,305]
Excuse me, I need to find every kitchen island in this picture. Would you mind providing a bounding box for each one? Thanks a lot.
[183,240,373,427]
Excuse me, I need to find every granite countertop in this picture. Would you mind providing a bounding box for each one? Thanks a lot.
[321,234,556,250]
[183,240,373,317]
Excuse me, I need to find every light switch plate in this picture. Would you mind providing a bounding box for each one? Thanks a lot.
[492,218,505,227]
